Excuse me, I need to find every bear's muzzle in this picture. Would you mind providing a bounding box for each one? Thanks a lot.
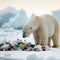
[23,33,26,38]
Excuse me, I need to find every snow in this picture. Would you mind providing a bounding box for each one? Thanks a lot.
[34,45,42,51]
[0,29,60,60]
[52,9,60,24]
[0,50,60,60]
[1,8,29,29]
[0,29,35,44]
[0,7,60,60]
[26,54,40,60]
[0,7,60,30]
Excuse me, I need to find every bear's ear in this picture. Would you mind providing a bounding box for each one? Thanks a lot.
[30,27,32,29]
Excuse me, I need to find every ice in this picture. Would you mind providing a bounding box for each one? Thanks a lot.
[34,45,42,50]
[34,45,42,48]
[26,54,44,60]
[1,8,28,29]
[0,29,60,60]
[1,44,9,49]
[0,51,60,60]
[26,54,38,60]
[26,54,40,60]
[0,29,35,44]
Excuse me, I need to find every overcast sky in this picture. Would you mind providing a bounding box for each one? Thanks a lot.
[0,0,60,16]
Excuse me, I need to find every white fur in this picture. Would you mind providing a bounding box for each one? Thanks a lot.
[41,15,55,37]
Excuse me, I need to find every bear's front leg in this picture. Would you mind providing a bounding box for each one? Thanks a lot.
[33,30,40,45]
[40,25,49,50]
[42,35,50,50]
[42,35,48,47]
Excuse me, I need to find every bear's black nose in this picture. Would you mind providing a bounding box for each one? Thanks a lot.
[23,33,26,38]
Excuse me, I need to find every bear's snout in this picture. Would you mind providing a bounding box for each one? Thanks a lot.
[23,32,26,38]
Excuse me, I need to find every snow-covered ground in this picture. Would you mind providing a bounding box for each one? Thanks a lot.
[0,50,60,60]
[0,28,35,44]
[0,28,60,60]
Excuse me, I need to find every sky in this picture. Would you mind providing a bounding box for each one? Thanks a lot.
[0,0,60,16]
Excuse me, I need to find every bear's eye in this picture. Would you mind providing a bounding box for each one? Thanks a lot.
[30,27,32,29]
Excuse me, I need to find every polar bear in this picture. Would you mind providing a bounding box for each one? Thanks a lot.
[22,14,60,48]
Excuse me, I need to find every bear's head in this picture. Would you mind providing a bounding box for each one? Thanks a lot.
[22,16,41,38]
[22,24,34,38]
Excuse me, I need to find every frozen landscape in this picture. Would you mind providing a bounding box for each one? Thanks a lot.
[0,28,35,44]
[0,28,60,60]
[0,5,60,60]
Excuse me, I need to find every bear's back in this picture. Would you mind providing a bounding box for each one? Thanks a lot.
[40,14,56,37]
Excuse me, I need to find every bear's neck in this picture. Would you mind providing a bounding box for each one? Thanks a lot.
[30,17,42,32]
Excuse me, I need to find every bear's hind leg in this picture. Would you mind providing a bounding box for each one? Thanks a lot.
[52,33,59,48]
[52,28,60,48]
